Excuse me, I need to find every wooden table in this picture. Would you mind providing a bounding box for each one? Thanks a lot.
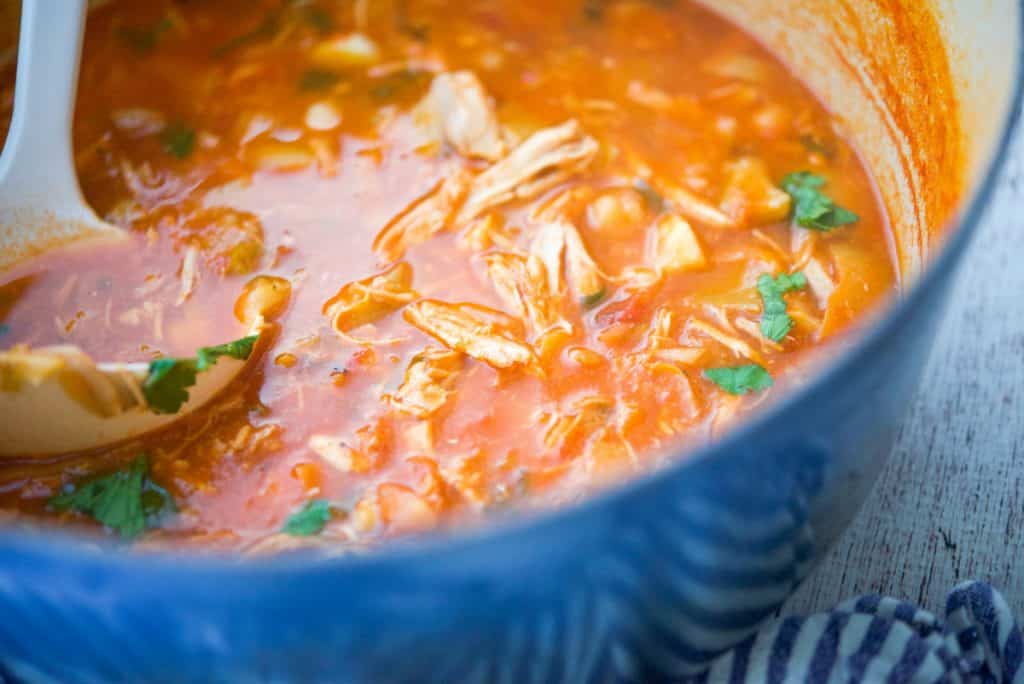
[783,123,1024,617]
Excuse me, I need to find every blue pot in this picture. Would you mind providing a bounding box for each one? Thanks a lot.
[0,4,1022,683]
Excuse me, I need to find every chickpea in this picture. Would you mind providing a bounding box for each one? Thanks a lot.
[586,188,648,238]
[234,275,292,326]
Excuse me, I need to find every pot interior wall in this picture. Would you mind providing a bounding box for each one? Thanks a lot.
[703,0,1019,284]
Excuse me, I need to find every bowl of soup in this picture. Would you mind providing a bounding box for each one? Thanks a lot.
[0,0,1019,681]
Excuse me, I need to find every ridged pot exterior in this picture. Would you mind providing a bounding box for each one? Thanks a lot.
[0,261,956,683]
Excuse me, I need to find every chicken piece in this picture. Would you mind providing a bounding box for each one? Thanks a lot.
[542,395,616,452]
[483,252,571,339]
[373,168,474,262]
[688,319,764,364]
[585,425,638,482]
[177,245,200,305]
[646,307,677,350]
[530,219,605,306]
[653,179,737,229]
[560,221,605,305]
[650,213,707,274]
[177,207,265,276]
[308,434,374,474]
[802,257,835,308]
[734,316,785,351]
[386,347,464,418]
[720,157,792,227]
[323,262,416,333]
[417,71,507,161]
[456,120,599,223]
[529,221,567,294]
[457,213,519,253]
[403,300,540,372]
[635,308,706,367]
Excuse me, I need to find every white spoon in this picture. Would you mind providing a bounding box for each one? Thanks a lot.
[0,0,123,268]
[0,0,264,457]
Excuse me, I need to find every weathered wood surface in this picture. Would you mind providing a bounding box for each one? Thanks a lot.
[783,125,1024,616]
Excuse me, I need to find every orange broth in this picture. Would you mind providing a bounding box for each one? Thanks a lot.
[0,0,896,552]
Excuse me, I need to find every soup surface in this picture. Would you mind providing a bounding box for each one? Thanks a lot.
[0,0,895,552]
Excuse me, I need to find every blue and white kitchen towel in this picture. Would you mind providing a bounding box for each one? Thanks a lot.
[683,581,1022,683]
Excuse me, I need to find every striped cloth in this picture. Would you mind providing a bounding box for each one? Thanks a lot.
[682,581,1023,683]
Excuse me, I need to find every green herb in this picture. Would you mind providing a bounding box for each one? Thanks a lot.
[633,178,664,212]
[580,288,607,310]
[780,172,859,231]
[757,272,807,342]
[161,122,195,159]
[116,17,172,54]
[583,0,607,21]
[196,335,258,371]
[282,499,333,536]
[303,6,334,33]
[49,455,175,539]
[143,358,199,414]
[213,12,279,57]
[704,364,774,395]
[798,134,834,159]
[142,335,258,414]
[299,68,341,92]
[369,70,426,100]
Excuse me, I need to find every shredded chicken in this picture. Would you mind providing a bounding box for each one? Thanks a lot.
[177,244,200,305]
[373,168,474,262]
[457,213,519,252]
[456,120,599,223]
[802,257,835,308]
[688,319,764,363]
[403,300,540,372]
[529,221,567,294]
[386,347,464,418]
[529,219,605,304]
[653,179,737,229]
[650,213,706,273]
[734,316,784,351]
[417,71,507,161]
[542,395,615,451]
[637,308,706,366]
[323,262,416,333]
[483,252,571,339]
[720,157,792,227]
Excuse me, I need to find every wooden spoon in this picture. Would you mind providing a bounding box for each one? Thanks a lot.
[0,0,265,456]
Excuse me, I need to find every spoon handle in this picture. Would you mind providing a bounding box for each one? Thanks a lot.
[0,0,90,212]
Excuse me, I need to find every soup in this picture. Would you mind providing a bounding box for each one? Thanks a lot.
[0,0,895,553]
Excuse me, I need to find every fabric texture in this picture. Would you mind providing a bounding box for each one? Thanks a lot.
[681,581,1023,683]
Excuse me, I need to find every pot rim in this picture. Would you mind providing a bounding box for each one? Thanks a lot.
[1,6,1022,582]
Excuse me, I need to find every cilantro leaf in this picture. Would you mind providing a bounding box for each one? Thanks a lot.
[143,358,199,414]
[142,335,259,414]
[303,6,334,33]
[282,499,333,537]
[213,12,279,58]
[780,172,859,231]
[299,68,341,92]
[49,455,175,540]
[757,271,807,342]
[161,122,195,159]
[580,288,607,310]
[196,335,258,371]
[704,364,774,395]
[116,17,172,54]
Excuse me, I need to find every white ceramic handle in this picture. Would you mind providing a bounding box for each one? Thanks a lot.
[0,0,89,212]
